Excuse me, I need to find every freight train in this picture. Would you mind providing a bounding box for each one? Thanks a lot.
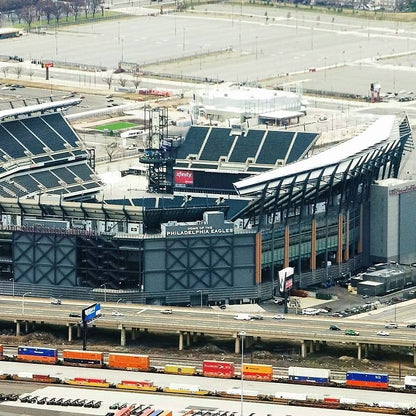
[2,344,416,394]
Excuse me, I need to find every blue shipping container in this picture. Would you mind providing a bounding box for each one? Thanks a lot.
[290,375,329,383]
[346,371,388,383]
[18,346,57,357]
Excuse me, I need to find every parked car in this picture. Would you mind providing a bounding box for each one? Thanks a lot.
[111,311,124,317]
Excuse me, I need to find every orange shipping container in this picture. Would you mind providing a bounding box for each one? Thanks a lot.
[108,353,150,371]
[63,350,104,367]
[242,364,273,381]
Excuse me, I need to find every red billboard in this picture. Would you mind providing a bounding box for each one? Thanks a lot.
[174,170,193,185]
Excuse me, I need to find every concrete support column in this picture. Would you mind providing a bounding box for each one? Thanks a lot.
[131,328,137,341]
[120,327,126,347]
[16,321,20,337]
[179,331,184,351]
[301,341,306,358]
[357,343,362,360]
[413,346,416,367]
[68,325,73,342]
[235,336,240,354]
[192,332,198,343]
[186,332,191,347]
[24,321,28,333]
[364,343,368,358]
[77,325,81,338]
[309,340,314,353]
[314,341,320,352]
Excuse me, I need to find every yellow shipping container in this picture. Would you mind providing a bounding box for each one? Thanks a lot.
[164,365,196,375]
[242,364,273,375]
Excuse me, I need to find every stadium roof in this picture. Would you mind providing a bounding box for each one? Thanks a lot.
[232,114,414,222]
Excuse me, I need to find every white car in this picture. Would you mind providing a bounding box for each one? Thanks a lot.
[111,311,124,316]
[377,330,389,336]
[272,314,285,320]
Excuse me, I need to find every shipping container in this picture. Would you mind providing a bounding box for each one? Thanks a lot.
[288,366,331,383]
[108,353,150,371]
[242,363,273,381]
[149,411,165,416]
[202,361,235,378]
[164,365,196,376]
[62,350,104,367]
[66,377,110,387]
[158,411,172,416]
[0,344,3,359]
[274,392,307,401]
[139,410,155,416]
[340,398,358,405]
[220,388,259,399]
[116,380,157,391]
[404,375,416,389]
[324,397,340,404]
[346,371,388,388]
[17,346,58,364]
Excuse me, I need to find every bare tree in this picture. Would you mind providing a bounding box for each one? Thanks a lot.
[132,75,141,90]
[28,69,34,80]
[105,142,118,162]
[20,5,37,28]
[2,67,9,78]
[54,1,63,23]
[61,1,72,21]
[69,0,85,21]
[118,78,127,87]
[38,0,55,24]
[103,75,113,90]
[14,66,23,79]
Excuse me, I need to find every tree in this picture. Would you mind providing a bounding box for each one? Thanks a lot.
[20,5,37,28]
[1,67,9,78]
[132,75,141,91]
[38,0,55,24]
[103,75,113,90]
[68,0,84,21]
[105,142,118,162]
[13,66,23,78]
[118,78,127,87]
[61,1,72,21]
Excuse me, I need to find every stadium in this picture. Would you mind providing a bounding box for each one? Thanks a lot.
[0,96,414,306]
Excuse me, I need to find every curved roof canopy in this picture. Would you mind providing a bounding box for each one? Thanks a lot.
[232,115,413,222]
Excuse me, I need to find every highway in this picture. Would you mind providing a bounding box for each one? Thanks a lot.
[1,296,416,358]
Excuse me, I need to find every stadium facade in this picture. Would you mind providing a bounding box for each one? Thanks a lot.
[0,101,414,305]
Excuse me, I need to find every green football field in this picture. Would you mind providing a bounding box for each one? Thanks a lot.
[94,121,137,131]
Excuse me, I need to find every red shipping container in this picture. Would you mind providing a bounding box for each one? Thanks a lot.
[324,398,340,403]
[121,380,154,387]
[202,361,235,379]
[0,344,3,359]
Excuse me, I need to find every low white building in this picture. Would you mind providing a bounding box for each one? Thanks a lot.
[191,84,303,123]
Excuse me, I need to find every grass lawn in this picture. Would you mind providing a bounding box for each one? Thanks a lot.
[94,121,137,131]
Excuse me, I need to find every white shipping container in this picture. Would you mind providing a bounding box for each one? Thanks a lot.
[288,366,331,379]
[404,375,416,386]
[340,398,358,405]
[168,383,201,392]
[226,388,258,397]
[17,372,33,379]
[274,392,307,401]
[377,401,399,409]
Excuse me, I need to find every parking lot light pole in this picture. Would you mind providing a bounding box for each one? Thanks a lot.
[239,330,246,416]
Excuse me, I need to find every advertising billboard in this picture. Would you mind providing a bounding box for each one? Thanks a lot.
[82,303,102,324]
[278,267,294,293]
[174,170,193,186]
